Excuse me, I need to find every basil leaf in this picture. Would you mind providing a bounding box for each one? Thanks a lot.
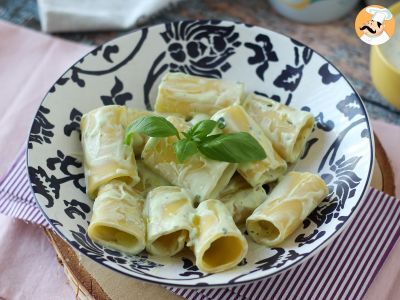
[198,132,267,163]
[173,139,198,162]
[187,120,218,140]
[198,134,223,143]
[124,116,178,145]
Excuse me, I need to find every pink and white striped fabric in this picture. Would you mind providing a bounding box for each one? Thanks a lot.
[0,148,49,227]
[1,148,400,300]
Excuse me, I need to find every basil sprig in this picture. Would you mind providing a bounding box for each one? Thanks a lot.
[125,116,266,163]
[187,119,222,141]
[173,139,198,162]
[198,132,266,163]
[124,116,179,145]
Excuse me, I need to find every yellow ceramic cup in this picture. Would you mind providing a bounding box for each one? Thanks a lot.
[370,2,400,108]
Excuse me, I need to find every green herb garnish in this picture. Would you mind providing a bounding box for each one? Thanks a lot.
[125,116,266,163]
[187,119,219,141]
[198,132,266,163]
[124,116,179,145]
[173,139,198,162]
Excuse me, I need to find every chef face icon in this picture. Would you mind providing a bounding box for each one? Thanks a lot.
[360,19,385,38]
[355,5,395,46]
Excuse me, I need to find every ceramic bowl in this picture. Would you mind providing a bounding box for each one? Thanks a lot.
[27,20,374,287]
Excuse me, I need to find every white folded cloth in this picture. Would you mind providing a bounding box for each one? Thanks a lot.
[37,0,182,33]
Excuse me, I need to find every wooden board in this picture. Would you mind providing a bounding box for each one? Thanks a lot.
[373,134,395,194]
[44,230,180,300]
[44,134,395,300]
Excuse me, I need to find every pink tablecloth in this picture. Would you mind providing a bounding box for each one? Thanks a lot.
[0,20,91,299]
[0,20,400,299]
[0,20,92,175]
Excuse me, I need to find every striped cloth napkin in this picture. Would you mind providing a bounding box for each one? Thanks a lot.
[1,147,400,300]
[0,149,48,227]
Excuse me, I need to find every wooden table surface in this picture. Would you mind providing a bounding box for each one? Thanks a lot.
[0,0,399,125]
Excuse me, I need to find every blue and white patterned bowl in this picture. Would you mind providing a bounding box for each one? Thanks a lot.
[27,20,374,287]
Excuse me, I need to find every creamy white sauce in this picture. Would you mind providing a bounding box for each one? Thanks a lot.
[380,14,400,70]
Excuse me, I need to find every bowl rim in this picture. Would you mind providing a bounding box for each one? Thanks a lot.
[26,19,375,288]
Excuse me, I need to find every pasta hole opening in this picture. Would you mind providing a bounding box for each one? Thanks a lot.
[94,226,138,248]
[202,236,243,268]
[152,230,187,254]
[117,176,133,185]
[255,220,280,240]
[293,118,314,158]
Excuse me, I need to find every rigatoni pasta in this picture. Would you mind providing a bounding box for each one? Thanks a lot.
[244,93,315,163]
[81,72,330,274]
[144,186,194,256]
[218,173,250,199]
[133,160,170,196]
[88,180,146,254]
[246,171,328,246]
[141,116,237,202]
[190,199,248,273]
[81,105,140,199]
[154,72,244,117]
[220,174,267,224]
[211,105,287,186]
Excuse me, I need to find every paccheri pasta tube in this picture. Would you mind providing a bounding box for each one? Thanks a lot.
[144,186,194,256]
[141,116,237,202]
[81,105,140,199]
[88,180,146,254]
[218,173,250,198]
[246,171,328,246]
[133,160,170,196]
[220,174,267,224]
[190,199,248,273]
[244,93,315,163]
[154,72,244,117]
[211,105,287,187]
